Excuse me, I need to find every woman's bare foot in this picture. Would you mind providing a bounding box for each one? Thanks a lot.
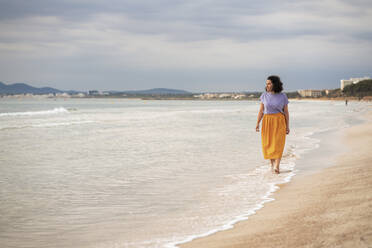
[274,158,281,174]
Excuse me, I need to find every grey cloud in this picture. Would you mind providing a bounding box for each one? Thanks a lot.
[0,0,371,91]
[1,0,371,42]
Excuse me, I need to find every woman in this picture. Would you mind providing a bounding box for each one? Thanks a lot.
[255,75,290,174]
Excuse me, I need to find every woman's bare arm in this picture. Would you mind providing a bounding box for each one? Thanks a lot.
[256,103,264,132]
[283,104,290,134]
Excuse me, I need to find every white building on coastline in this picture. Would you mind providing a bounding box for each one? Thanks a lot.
[193,93,246,99]
[341,77,370,90]
[297,89,323,97]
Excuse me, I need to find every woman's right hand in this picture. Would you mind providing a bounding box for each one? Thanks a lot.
[256,124,260,132]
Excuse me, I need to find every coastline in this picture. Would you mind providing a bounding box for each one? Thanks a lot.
[2,93,372,102]
[179,110,372,248]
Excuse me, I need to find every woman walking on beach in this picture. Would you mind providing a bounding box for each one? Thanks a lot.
[256,75,290,174]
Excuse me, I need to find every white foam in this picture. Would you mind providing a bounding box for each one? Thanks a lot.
[0,107,69,117]
[0,120,93,131]
[32,120,93,127]
[168,163,297,248]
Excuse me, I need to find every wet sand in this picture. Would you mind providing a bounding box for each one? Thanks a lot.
[180,112,372,248]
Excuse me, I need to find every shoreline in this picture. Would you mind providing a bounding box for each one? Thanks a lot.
[1,94,372,102]
[179,110,372,248]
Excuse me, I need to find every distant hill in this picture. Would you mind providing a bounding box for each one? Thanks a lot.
[0,82,65,95]
[0,82,191,96]
[343,79,372,97]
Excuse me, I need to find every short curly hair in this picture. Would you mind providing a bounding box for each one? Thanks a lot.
[267,75,283,93]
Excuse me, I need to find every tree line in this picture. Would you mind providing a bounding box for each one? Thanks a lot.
[342,79,372,97]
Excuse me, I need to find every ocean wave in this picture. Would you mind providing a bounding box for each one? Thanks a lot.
[32,120,93,128]
[0,107,69,117]
[0,120,93,131]
[170,160,297,248]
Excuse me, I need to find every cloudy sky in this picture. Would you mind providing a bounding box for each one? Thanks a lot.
[0,0,371,92]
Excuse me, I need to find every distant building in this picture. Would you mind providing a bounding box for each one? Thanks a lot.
[234,94,245,99]
[56,93,71,98]
[341,77,370,90]
[76,93,86,97]
[194,93,218,99]
[297,90,323,97]
[219,94,232,98]
[88,90,100,95]
[194,93,246,100]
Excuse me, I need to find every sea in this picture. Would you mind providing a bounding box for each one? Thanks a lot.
[0,97,370,248]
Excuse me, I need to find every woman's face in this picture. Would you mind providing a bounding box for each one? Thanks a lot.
[266,80,273,92]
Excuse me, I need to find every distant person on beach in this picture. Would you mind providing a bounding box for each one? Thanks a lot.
[255,75,290,174]
[345,99,348,106]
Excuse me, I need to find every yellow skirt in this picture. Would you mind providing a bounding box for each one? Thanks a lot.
[261,113,286,159]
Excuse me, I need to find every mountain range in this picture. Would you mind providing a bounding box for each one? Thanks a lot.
[0,82,192,95]
[0,82,82,95]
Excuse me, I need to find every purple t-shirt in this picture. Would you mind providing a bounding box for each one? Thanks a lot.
[260,92,289,114]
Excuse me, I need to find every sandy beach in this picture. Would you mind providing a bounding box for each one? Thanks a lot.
[180,111,372,248]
